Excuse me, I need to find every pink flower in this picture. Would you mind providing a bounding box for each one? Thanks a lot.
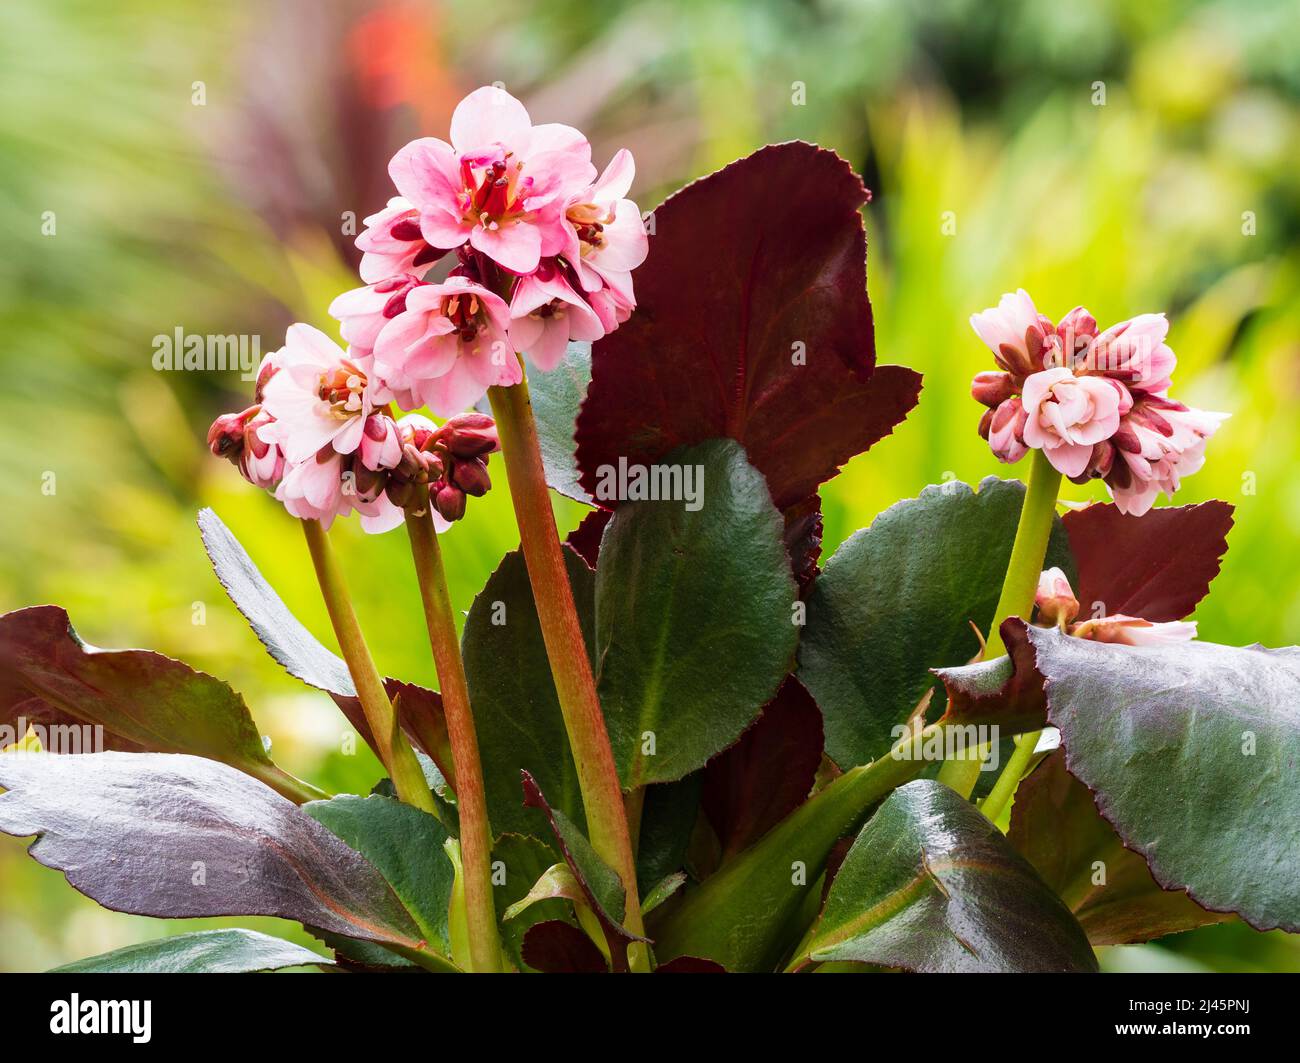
[329,275,425,353]
[1105,396,1228,515]
[587,270,637,334]
[1080,313,1177,393]
[356,197,443,284]
[386,86,595,275]
[259,324,388,464]
[969,289,1055,380]
[1035,567,1079,628]
[1030,567,1197,646]
[509,263,605,372]
[373,275,519,416]
[1070,615,1198,647]
[1021,368,1125,478]
[275,450,358,530]
[559,149,648,297]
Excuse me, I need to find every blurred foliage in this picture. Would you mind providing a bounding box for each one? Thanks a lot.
[1,0,1297,971]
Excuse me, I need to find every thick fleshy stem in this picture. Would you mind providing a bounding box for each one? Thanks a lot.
[487,375,650,970]
[404,507,504,973]
[300,519,435,815]
[937,449,1063,801]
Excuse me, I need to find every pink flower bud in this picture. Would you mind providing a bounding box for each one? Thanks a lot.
[971,371,1015,409]
[1068,439,1116,484]
[1035,567,1079,628]
[986,396,1029,464]
[359,413,402,471]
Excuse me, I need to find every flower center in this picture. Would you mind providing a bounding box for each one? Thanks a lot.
[443,292,484,341]
[458,153,533,229]
[317,360,368,416]
[567,202,614,256]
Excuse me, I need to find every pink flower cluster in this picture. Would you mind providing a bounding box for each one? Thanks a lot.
[207,86,646,531]
[207,326,499,531]
[971,290,1227,515]
[332,84,646,411]
[1035,567,1196,646]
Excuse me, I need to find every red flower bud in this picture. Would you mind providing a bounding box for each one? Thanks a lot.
[971,371,1015,409]
[432,482,467,523]
[438,412,499,458]
[207,411,248,459]
[452,457,491,497]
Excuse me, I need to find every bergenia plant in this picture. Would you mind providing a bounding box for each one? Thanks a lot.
[2,86,1294,975]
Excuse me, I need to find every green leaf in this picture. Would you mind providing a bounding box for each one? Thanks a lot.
[528,341,594,504]
[303,794,455,957]
[521,772,628,929]
[636,774,702,896]
[1025,626,1300,933]
[595,439,799,786]
[502,863,584,922]
[52,929,332,974]
[641,872,688,916]
[521,771,645,970]
[796,780,1097,972]
[654,739,930,971]
[1008,750,1230,945]
[463,547,592,838]
[491,833,574,971]
[798,478,1074,769]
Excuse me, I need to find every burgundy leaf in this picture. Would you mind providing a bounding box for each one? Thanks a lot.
[574,141,921,511]
[1,694,142,754]
[1063,501,1233,622]
[783,494,824,595]
[656,956,727,973]
[565,508,612,570]
[0,752,426,951]
[934,619,1047,734]
[0,606,271,774]
[520,920,608,973]
[1008,749,1229,945]
[331,679,454,788]
[702,676,824,860]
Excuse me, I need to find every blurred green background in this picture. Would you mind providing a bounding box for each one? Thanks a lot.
[1,0,1297,972]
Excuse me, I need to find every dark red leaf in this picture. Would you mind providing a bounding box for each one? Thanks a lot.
[656,956,727,973]
[0,605,270,772]
[783,494,824,595]
[520,920,608,974]
[1063,501,1233,622]
[565,508,612,570]
[935,619,1047,734]
[331,679,454,788]
[574,141,921,511]
[702,675,824,861]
